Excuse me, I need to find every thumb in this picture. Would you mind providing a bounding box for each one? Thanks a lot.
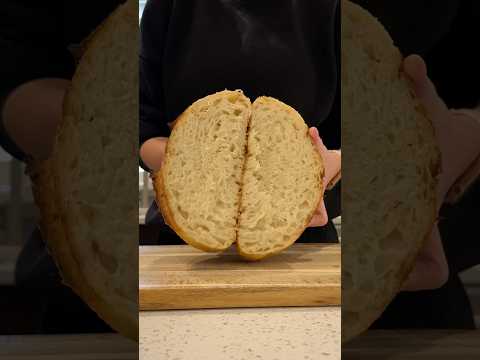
[403,54,449,122]
[309,127,328,154]
[309,127,341,184]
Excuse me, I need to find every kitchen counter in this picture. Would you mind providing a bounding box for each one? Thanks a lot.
[140,307,340,360]
[0,333,137,359]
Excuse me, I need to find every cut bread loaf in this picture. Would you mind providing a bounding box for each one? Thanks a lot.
[157,91,251,252]
[29,0,138,341]
[155,90,323,260]
[342,0,440,342]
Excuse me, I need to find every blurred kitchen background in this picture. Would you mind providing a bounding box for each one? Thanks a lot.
[0,150,36,286]
[138,0,150,224]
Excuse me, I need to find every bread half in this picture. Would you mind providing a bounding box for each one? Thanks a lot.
[237,97,323,260]
[156,90,251,252]
[155,91,324,259]
[341,0,440,342]
[29,0,138,341]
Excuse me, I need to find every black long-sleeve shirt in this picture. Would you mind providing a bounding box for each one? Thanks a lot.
[139,0,341,155]
[139,0,342,242]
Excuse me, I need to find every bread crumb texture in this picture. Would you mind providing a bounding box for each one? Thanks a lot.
[30,0,138,341]
[341,0,439,342]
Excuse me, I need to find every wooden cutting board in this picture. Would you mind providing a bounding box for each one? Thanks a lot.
[139,243,340,310]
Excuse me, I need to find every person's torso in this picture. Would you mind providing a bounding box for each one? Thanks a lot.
[149,0,340,147]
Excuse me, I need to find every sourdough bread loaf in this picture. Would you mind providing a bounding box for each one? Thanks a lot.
[155,90,323,260]
[156,90,251,252]
[30,0,138,340]
[341,0,440,342]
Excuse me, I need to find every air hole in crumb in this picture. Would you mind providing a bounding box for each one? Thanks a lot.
[271,217,286,229]
[300,201,309,209]
[206,215,218,222]
[177,205,189,219]
[197,224,210,232]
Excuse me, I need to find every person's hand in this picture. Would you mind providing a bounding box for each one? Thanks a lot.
[308,127,341,227]
[2,78,70,160]
[401,55,480,291]
[140,137,168,172]
[404,55,480,202]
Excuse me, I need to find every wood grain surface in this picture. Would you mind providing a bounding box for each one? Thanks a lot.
[139,243,340,310]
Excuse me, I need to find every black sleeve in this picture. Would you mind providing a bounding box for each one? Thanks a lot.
[139,0,173,171]
[325,181,341,219]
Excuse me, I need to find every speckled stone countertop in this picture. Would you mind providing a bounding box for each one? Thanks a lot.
[140,307,340,360]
